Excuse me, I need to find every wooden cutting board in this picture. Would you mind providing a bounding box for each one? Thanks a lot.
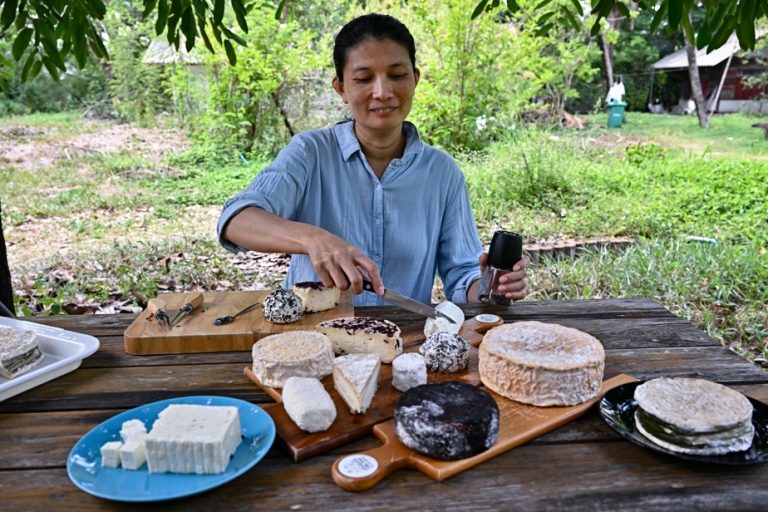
[331,374,638,491]
[123,290,354,355]
[243,315,505,462]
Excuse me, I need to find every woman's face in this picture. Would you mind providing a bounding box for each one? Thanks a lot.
[333,37,419,137]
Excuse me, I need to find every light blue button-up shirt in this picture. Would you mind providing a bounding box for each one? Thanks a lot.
[217,120,482,306]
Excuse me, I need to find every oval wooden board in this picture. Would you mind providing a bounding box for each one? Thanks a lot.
[123,290,353,355]
[243,315,505,462]
[331,374,638,491]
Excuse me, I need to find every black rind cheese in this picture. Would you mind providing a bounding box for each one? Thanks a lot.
[262,288,303,324]
[394,381,499,460]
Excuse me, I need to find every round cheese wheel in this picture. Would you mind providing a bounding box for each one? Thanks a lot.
[419,332,469,373]
[394,381,499,460]
[263,289,303,324]
[251,330,334,388]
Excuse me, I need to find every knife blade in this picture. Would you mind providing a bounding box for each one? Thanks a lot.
[362,280,456,324]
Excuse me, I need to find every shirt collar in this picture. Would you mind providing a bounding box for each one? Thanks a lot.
[334,120,423,162]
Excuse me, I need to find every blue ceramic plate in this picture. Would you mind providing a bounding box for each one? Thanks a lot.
[600,382,768,465]
[67,396,276,502]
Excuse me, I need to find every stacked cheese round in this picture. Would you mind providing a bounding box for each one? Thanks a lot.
[251,331,334,388]
[479,321,605,406]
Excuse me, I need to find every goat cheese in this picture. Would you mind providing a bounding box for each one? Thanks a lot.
[100,441,123,468]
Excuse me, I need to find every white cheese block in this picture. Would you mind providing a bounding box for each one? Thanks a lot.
[423,301,464,338]
[392,353,427,392]
[316,317,402,363]
[100,441,123,468]
[145,404,241,474]
[282,377,337,433]
[252,330,334,388]
[119,432,147,470]
[120,419,147,442]
[0,325,43,379]
[479,321,605,406]
[333,353,380,414]
[292,282,340,313]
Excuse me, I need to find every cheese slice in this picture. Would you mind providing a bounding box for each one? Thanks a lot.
[252,331,334,388]
[333,353,380,414]
[479,321,605,406]
[282,377,337,432]
[423,301,464,338]
[316,317,402,363]
[292,282,340,313]
[145,404,241,474]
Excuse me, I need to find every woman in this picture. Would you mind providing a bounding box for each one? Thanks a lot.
[217,13,527,306]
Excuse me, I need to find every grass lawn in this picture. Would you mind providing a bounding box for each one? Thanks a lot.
[1,111,766,366]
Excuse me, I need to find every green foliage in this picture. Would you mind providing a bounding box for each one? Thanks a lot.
[624,141,665,166]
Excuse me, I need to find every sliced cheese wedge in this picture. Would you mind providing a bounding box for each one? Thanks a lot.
[333,353,380,414]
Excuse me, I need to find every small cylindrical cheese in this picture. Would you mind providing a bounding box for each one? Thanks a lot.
[392,353,427,392]
[282,377,337,432]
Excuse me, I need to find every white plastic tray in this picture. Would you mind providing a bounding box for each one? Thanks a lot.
[0,316,100,401]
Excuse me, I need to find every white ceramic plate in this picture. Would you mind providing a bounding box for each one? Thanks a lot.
[0,316,100,401]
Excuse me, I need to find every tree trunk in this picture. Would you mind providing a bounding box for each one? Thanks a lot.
[685,41,709,128]
[599,34,614,93]
[0,201,15,316]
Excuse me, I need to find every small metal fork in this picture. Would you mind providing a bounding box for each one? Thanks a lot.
[147,298,172,331]
[214,302,261,326]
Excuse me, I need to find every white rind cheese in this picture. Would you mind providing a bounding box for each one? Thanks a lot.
[423,301,464,338]
[100,441,123,468]
[392,353,427,392]
[316,317,402,363]
[333,354,381,414]
[252,331,334,388]
[292,282,340,313]
[0,325,43,379]
[282,377,337,432]
[145,404,241,474]
[479,321,605,406]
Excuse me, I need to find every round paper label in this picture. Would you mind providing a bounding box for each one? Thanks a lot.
[338,454,379,478]
[475,314,501,324]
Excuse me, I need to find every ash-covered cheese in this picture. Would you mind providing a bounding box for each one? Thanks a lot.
[395,381,499,460]
[262,288,304,324]
[423,301,464,338]
[333,353,381,414]
[292,282,340,313]
[100,441,123,468]
[252,331,334,388]
[0,325,43,379]
[316,317,402,363]
[419,332,469,373]
[282,377,337,432]
[392,353,427,392]
[479,321,605,406]
[145,404,241,474]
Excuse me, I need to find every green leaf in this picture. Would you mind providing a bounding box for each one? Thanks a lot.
[506,0,520,13]
[156,0,169,36]
[211,23,223,44]
[0,53,11,68]
[221,25,246,46]
[198,18,214,53]
[680,14,695,45]
[87,21,109,58]
[570,0,583,16]
[14,9,27,30]
[472,0,489,19]
[696,19,711,50]
[534,0,553,12]
[649,1,667,32]
[213,0,224,23]
[224,38,236,65]
[143,0,158,18]
[181,6,196,52]
[29,57,43,79]
[591,0,613,17]
[563,8,581,31]
[12,27,33,61]
[20,50,36,81]
[1,0,18,30]
[72,22,88,68]
[667,0,683,30]
[274,0,287,20]
[231,0,248,33]
[590,18,602,36]
[616,1,630,18]
[42,55,60,80]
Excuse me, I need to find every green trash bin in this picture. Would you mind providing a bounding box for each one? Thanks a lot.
[607,100,627,128]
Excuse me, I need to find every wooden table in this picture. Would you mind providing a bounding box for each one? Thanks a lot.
[2,299,768,511]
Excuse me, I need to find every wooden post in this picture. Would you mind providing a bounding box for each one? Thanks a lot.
[0,201,15,316]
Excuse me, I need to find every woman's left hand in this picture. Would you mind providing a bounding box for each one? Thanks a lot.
[479,253,529,301]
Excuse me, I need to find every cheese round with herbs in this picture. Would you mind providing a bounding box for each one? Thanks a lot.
[479,321,605,406]
[262,288,303,324]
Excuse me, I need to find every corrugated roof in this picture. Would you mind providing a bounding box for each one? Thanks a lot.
[653,31,767,70]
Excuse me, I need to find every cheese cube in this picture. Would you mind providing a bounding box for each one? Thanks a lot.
[100,441,123,468]
[120,419,147,442]
[145,404,241,474]
[120,433,147,470]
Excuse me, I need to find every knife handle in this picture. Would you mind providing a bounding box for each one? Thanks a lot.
[362,280,375,293]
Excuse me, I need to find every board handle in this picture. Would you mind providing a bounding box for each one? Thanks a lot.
[461,314,504,346]
[331,432,413,492]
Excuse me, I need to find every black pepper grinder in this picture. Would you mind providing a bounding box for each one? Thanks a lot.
[478,231,523,305]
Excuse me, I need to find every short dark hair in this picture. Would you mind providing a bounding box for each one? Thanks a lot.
[333,13,416,81]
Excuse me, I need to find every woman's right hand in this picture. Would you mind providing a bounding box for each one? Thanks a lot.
[308,230,384,295]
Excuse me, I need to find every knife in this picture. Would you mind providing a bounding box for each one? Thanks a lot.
[362,280,456,324]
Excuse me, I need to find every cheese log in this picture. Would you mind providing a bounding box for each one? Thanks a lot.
[333,353,381,414]
[0,325,43,379]
[316,317,402,363]
[423,301,464,337]
[282,377,337,433]
[419,332,469,373]
[392,353,427,392]
[262,288,303,324]
[100,441,123,468]
[145,404,241,474]
[479,321,605,406]
[292,282,340,313]
[251,331,334,388]
[395,382,499,460]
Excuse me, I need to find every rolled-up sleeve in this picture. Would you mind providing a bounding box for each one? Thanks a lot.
[217,136,313,253]
[437,171,482,303]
